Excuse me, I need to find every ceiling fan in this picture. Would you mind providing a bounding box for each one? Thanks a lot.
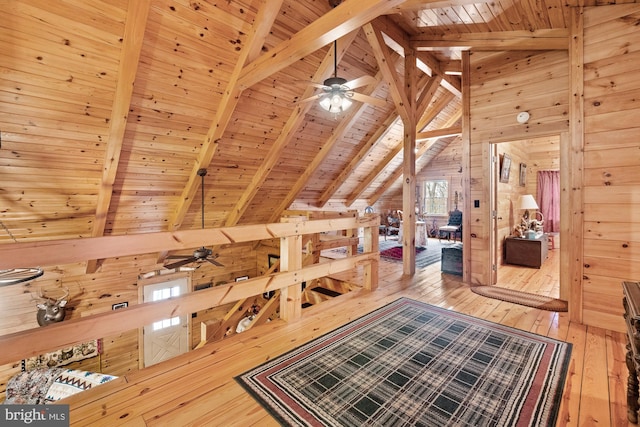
[298,0,386,113]
[164,169,223,270]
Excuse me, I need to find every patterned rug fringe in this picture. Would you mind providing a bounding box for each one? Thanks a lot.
[471,285,568,312]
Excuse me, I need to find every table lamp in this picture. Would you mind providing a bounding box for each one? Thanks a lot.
[517,194,544,230]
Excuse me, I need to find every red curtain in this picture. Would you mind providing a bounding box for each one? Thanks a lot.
[536,170,560,233]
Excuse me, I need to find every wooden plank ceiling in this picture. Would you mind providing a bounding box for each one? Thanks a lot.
[0,0,570,247]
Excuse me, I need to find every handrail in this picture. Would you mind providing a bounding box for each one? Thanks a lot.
[0,215,380,366]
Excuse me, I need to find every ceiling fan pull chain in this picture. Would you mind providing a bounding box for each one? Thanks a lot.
[0,220,17,243]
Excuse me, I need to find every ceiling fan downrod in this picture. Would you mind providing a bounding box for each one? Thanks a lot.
[198,168,207,230]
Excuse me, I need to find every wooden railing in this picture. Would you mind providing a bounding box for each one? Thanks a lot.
[0,214,380,366]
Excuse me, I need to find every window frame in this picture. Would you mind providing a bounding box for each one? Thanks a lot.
[423,179,450,216]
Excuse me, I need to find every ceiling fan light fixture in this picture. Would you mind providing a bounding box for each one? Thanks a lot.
[319,92,352,113]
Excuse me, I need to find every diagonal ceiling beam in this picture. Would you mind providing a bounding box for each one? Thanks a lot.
[166,0,283,236]
[415,52,461,97]
[237,0,408,90]
[86,0,151,274]
[363,22,410,124]
[224,30,361,226]
[367,109,462,205]
[318,69,429,207]
[415,75,443,130]
[268,71,385,223]
[369,16,461,99]
[344,90,453,206]
[317,113,400,208]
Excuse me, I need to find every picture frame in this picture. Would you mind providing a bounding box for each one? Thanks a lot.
[499,154,512,183]
[519,163,527,186]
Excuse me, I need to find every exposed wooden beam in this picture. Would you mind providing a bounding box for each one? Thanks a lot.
[166,0,283,236]
[86,0,151,274]
[344,90,455,205]
[237,0,408,89]
[0,252,378,366]
[319,114,401,207]
[369,16,461,99]
[390,0,487,11]
[412,29,570,50]
[416,75,444,130]
[268,71,384,223]
[316,55,408,207]
[364,22,410,123]
[415,52,462,97]
[367,111,462,206]
[346,136,403,206]
[0,217,377,270]
[416,126,462,141]
[225,30,360,226]
[402,45,418,275]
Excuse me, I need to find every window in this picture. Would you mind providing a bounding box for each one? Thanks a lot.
[424,180,449,215]
[151,285,181,331]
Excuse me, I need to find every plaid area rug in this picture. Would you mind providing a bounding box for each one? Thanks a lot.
[327,238,447,269]
[379,245,426,260]
[236,298,571,427]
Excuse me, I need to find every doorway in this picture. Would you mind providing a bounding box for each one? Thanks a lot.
[140,275,191,367]
[489,137,560,294]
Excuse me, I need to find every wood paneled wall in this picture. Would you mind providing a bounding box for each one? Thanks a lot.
[468,49,569,286]
[581,3,640,330]
[467,4,639,332]
[0,242,258,399]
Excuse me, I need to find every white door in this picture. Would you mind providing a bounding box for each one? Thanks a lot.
[142,277,190,367]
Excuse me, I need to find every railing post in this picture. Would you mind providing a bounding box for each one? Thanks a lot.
[363,214,379,291]
[280,217,303,321]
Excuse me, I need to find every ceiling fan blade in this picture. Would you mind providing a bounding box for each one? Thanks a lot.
[166,254,194,259]
[344,75,377,90]
[205,257,224,267]
[297,93,327,104]
[309,82,331,90]
[164,257,197,269]
[350,92,387,107]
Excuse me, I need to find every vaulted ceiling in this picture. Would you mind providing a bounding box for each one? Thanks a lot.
[0,0,571,247]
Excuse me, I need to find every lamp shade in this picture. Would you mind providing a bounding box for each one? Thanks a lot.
[517,194,539,210]
[319,92,352,113]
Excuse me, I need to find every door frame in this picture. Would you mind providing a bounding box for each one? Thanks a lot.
[137,271,192,369]
[487,135,563,296]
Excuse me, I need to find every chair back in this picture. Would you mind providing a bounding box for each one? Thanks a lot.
[447,209,462,226]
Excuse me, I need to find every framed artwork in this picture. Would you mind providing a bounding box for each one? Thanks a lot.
[499,154,512,183]
[519,163,527,186]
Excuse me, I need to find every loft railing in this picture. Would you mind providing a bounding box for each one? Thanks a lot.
[0,214,380,365]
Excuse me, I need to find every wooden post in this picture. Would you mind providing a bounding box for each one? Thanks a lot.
[362,215,379,291]
[280,217,303,321]
[402,45,417,276]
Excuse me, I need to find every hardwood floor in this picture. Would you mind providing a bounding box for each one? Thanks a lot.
[65,242,630,426]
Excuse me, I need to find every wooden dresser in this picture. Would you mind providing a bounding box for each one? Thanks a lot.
[623,281,640,423]
[504,234,548,268]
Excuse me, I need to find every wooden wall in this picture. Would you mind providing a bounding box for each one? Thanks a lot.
[468,49,569,286]
[467,4,640,332]
[581,3,640,330]
[0,243,258,400]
